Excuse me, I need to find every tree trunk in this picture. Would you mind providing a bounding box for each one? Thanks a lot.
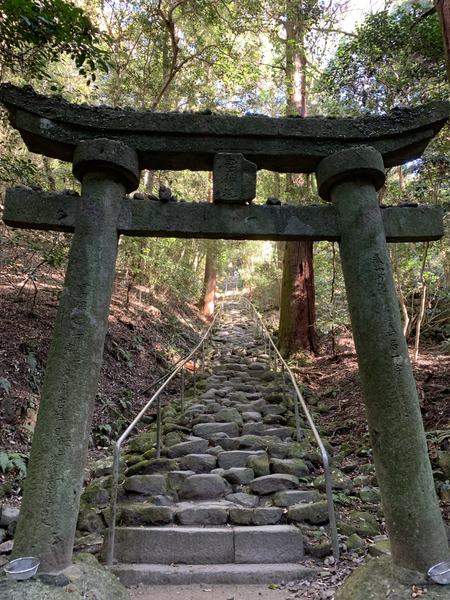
[393,245,410,336]
[201,253,217,318]
[413,242,429,363]
[435,0,450,87]
[277,0,319,358]
[43,157,56,192]
[278,239,319,356]
[276,241,284,308]
[285,0,307,118]
[143,170,155,192]
[442,245,450,285]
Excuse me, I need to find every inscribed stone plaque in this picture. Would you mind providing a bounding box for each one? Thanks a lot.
[213,153,257,204]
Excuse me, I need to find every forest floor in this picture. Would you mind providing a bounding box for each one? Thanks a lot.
[1,253,450,598]
[310,331,450,523]
[0,258,206,505]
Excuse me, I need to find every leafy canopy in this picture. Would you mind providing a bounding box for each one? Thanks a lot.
[317,1,446,114]
[0,0,108,83]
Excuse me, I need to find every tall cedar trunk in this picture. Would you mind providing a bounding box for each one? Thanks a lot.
[435,0,450,87]
[202,254,217,318]
[434,1,450,283]
[277,0,319,358]
[278,240,317,355]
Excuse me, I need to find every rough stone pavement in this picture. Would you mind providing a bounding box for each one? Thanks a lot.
[128,583,284,600]
[79,299,368,598]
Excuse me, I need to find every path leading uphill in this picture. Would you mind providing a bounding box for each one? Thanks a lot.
[78,300,377,598]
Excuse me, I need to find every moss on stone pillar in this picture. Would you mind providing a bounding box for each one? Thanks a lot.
[316,147,449,573]
[11,139,140,573]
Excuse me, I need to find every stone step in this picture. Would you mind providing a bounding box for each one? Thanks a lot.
[107,525,303,564]
[112,562,319,586]
[84,303,334,583]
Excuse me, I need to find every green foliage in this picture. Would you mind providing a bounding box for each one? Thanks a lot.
[318,2,446,114]
[117,236,212,303]
[96,388,133,440]
[21,424,35,439]
[0,117,74,293]
[0,377,11,395]
[392,238,450,343]
[12,230,71,269]
[246,261,281,310]
[111,341,133,369]
[314,242,349,339]
[92,414,129,445]
[93,424,112,446]
[27,352,37,374]
[98,0,270,112]
[0,227,71,304]
[332,490,358,505]
[426,430,450,446]
[437,479,450,489]
[132,335,144,352]
[0,0,108,83]
[0,451,28,475]
[221,240,282,311]
[119,388,134,412]
[0,154,39,186]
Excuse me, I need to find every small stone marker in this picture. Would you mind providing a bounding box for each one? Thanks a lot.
[213,153,257,204]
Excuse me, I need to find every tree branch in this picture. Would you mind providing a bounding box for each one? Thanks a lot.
[411,6,436,29]
[151,43,219,110]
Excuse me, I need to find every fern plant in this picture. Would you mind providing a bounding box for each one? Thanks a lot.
[0,451,28,475]
[426,430,450,446]
[332,490,358,505]
[0,377,11,395]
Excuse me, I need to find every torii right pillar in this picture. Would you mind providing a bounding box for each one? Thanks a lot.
[316,147,449,573]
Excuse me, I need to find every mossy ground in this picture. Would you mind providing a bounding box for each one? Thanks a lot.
[0,554,128,600]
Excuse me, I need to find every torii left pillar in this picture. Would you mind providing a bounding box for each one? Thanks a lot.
[11,139,140,573]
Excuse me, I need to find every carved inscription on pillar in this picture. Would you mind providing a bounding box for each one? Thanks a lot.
[371,252,405,373]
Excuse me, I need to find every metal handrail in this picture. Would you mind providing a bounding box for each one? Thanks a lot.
[239,296,340,560]
[106,302,224,566]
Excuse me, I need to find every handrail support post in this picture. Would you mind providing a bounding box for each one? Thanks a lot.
[156,394,161,459]
[293,390,302,443]
[193,353,197,399]
[181,369,185,413]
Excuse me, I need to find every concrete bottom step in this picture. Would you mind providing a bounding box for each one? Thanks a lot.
[106,525,303,564]
[112,562,319,586]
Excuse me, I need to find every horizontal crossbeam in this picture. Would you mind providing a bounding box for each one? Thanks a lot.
[3,188,443,243]
[1,85,449,173]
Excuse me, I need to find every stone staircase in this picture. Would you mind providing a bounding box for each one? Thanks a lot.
[88,301,333,584]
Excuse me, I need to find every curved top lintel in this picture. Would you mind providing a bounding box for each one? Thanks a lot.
[0,84,449,173]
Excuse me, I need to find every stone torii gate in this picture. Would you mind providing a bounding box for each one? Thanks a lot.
[1,83,450,575]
